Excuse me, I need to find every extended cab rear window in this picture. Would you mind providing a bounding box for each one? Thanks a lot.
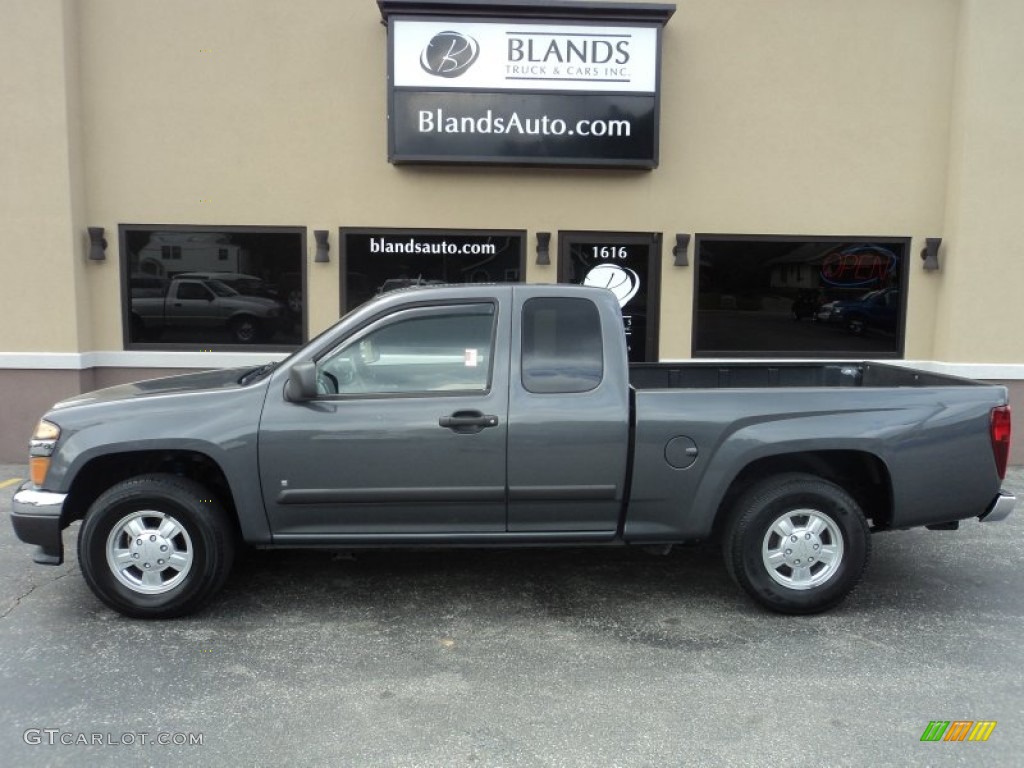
[522,298,603,394]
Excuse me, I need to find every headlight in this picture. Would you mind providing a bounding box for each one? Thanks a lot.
[29,419,60,486]
[32,419,60,443]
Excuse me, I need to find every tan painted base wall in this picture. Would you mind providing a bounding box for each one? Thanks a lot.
[0,368,195,464]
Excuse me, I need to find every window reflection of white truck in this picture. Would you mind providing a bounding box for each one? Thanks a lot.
[131,278,281,343]
[136,232,253,276]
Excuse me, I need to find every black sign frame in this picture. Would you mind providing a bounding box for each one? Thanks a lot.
[380,2,676,169]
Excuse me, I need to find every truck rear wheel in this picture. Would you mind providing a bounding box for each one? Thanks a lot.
[230,316,261,343]
[78,474,235,618]
[723,473,870,614]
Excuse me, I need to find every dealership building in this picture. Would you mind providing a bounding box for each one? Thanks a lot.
[2,0,1023,462]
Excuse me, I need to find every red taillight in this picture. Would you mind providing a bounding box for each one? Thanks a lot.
[990,406,1012,480]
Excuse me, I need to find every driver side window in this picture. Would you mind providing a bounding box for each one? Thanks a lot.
[316,304,496,396]
[177,282,211,300]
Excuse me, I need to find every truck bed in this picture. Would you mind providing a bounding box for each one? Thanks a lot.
[628,361,986,390]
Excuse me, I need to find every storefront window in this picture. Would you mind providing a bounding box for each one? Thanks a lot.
[693,236,909,357]
[558,231,661,362]
[341,228,525,312]
[121,226,305,348]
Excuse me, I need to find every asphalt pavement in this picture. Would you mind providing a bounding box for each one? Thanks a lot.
[1,463,1023,767]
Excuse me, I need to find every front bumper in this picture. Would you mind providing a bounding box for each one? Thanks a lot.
[10,482,67,564]
[979,491,1016,523]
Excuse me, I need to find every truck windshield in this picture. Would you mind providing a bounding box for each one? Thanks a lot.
[205,280,239,297]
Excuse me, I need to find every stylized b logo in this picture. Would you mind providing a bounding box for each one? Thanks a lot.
[420,32,479,78]
[583,264,640,308]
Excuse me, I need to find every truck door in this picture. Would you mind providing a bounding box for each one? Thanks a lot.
[506,293,631,533]
[258,300,510,536]
[170,280,218,329]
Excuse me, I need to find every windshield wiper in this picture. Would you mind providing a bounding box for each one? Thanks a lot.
[238,361,279,386]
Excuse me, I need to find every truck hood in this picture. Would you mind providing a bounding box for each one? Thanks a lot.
[52,367,256,409]
[224,295,280,310]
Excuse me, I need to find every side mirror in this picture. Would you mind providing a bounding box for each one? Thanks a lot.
[285,362,318,402]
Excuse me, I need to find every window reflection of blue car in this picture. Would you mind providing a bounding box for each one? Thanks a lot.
[816,289,899,335]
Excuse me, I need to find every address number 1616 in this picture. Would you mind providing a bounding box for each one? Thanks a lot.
[592,246,628,260]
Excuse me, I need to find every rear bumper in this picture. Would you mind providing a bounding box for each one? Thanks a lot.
[10,483,67,564]
[979,491,1016,523]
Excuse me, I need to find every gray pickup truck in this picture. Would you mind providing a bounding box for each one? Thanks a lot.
[11,284,1016,618]
[131,276,282,343]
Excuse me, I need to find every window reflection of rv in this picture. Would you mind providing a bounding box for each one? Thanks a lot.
[136,232,251,276]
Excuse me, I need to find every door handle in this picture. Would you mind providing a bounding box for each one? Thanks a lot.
[439,410,500,433]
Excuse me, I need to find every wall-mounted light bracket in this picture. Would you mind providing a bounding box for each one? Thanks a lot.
[88,227,107,261]
[673,233,691,267]
[921,237,941,271]
[314,230,330,263]
[536,232,551,265]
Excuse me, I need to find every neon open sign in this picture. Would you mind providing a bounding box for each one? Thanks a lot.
[820,245,899,288]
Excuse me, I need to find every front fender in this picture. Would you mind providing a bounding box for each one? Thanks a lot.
[43,387,271,543]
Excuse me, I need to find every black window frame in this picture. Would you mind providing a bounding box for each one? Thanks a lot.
[119,223,308,352]
[339,227,526,315]
[692,234,911,359]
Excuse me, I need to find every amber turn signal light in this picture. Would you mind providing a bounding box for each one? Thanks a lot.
[29,419,60,486]
[30,456,50,486]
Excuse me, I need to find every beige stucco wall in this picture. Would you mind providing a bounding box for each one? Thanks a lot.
[658,0,959,359]
[0,0,1020,361]
[935,0,1024,363]
[0,0,92,352]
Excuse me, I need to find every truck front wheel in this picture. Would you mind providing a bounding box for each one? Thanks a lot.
[723,473,870,614]
[78,474,235,618]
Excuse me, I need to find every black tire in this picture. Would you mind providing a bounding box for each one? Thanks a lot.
[78,474,235,618]
[723,473,870,615]
[230,315,260,343]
